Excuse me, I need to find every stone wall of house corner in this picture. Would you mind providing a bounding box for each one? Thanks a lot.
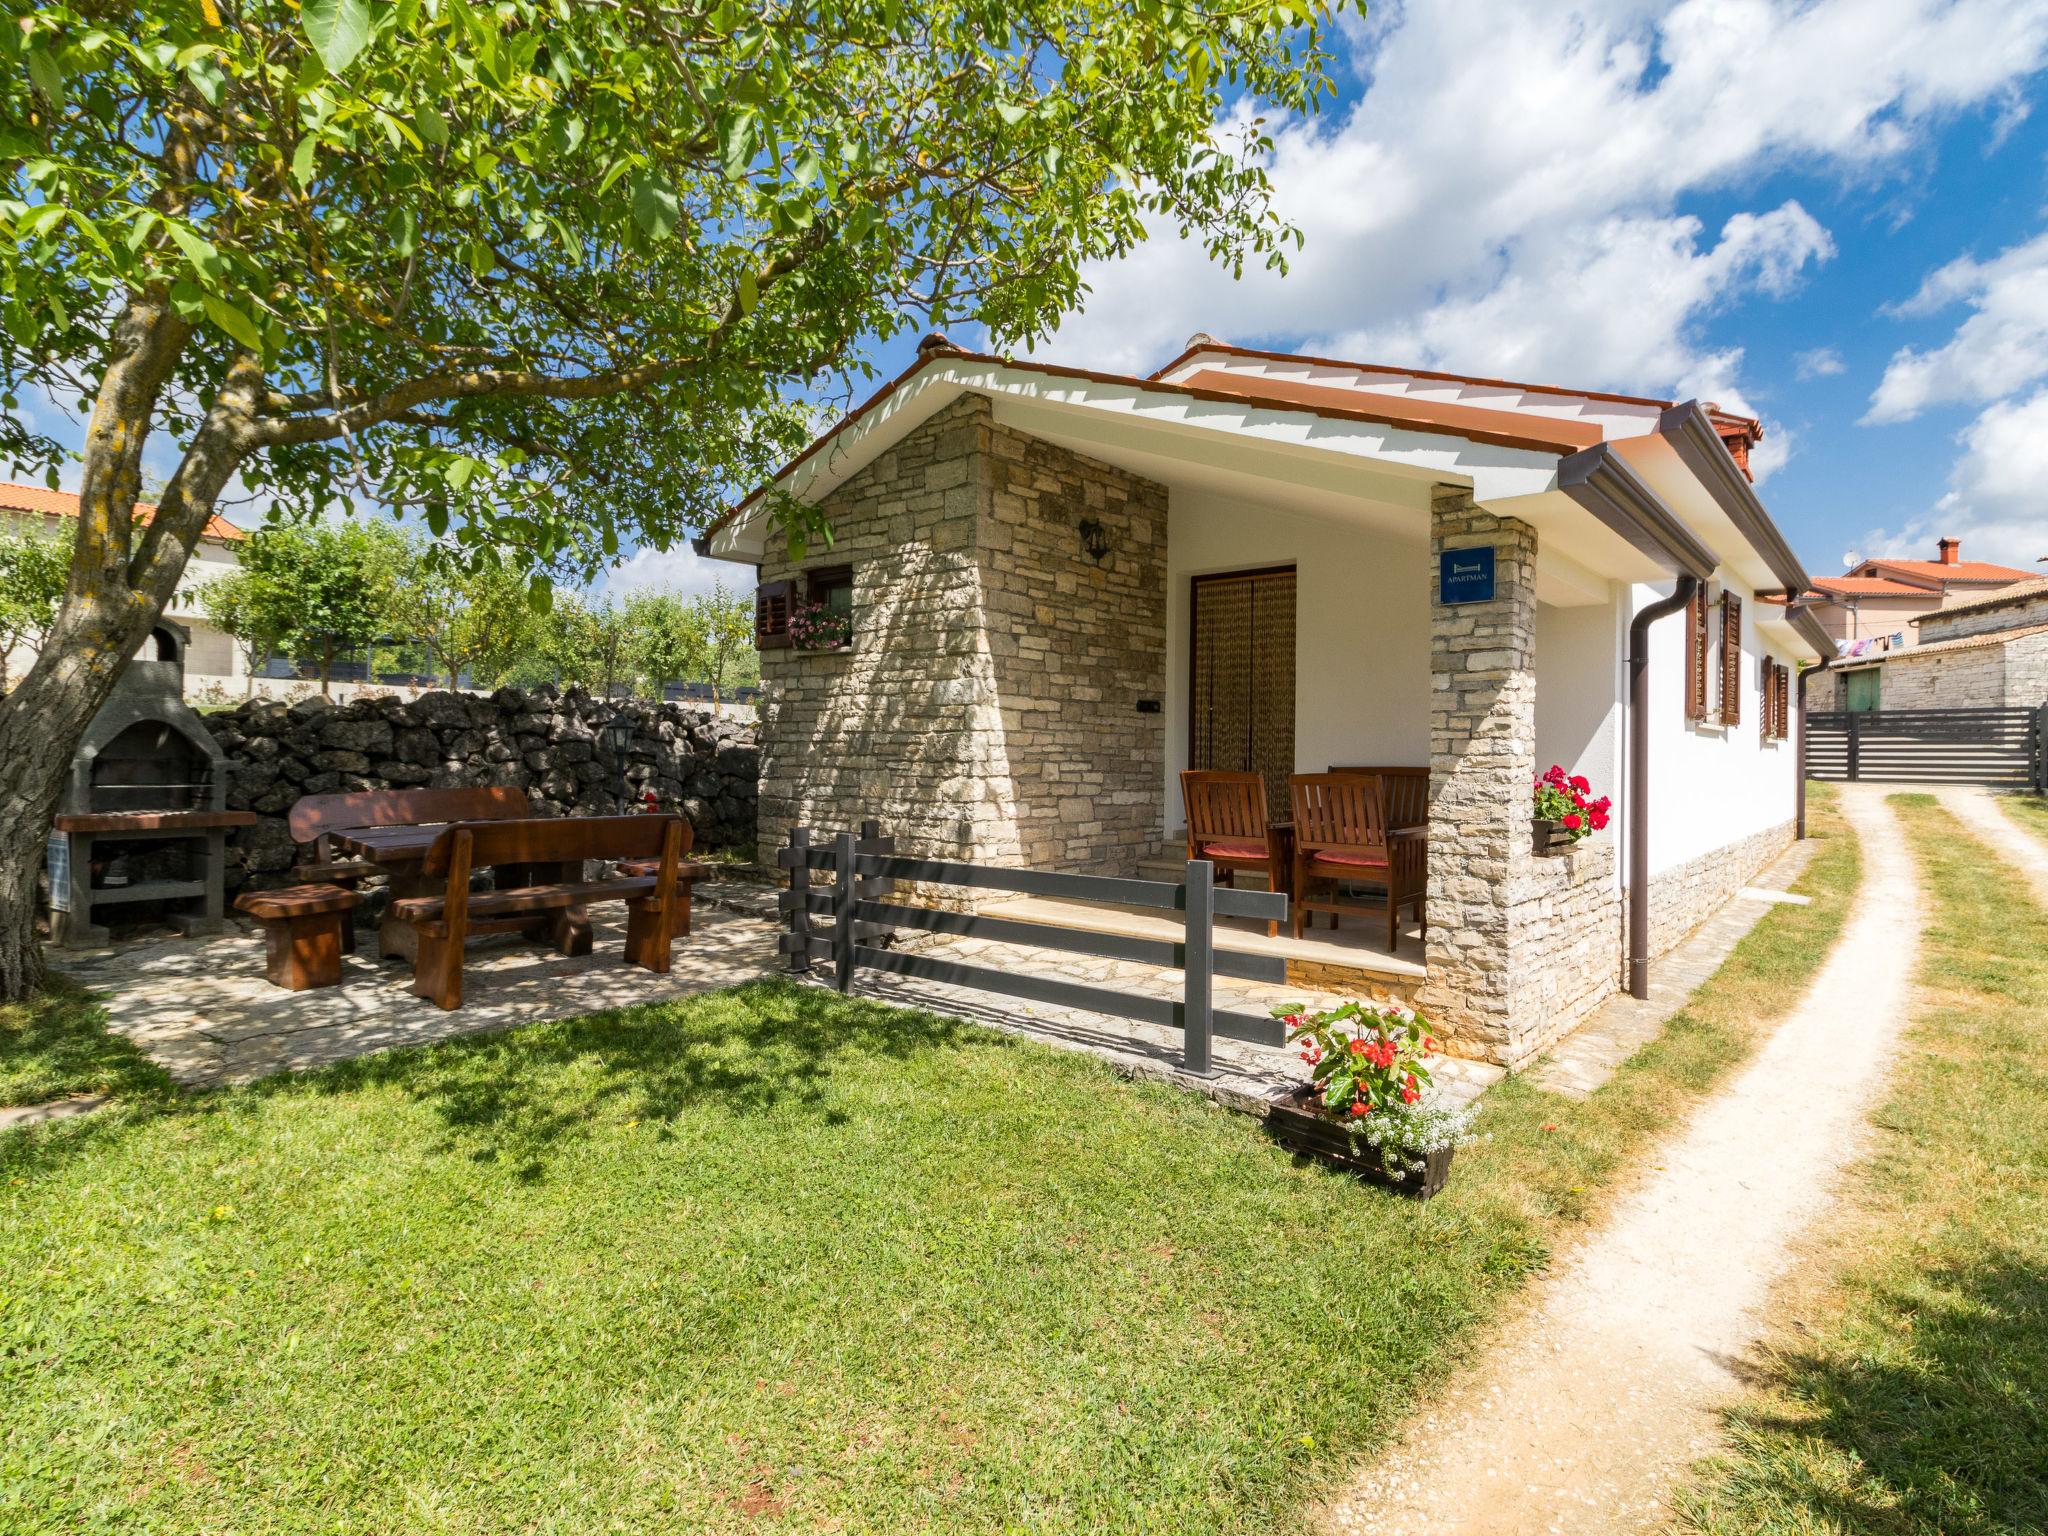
[754,396,1020,889]
[1497,836,1621,1068]
[2007,631,2048,707]
[1918,590,2048,643]
[976,420,1168,875]
[1631,817,1795,961]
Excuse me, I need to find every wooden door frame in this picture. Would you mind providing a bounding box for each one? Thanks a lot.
[1186,563,1298,775]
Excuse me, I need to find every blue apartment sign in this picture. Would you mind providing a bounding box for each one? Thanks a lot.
[1439,546,1496,604]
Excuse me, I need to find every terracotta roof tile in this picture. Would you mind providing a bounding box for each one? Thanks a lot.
[1810,576,1928,597]
[0,480,245,542]
[1859,556,2031,583]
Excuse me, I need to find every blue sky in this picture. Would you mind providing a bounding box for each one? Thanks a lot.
[620,0,2048,597]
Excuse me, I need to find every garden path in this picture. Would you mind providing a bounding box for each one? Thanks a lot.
[1931,783,2048,906]
[1317,784,1918,1536]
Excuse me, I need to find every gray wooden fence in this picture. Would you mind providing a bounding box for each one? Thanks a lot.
[777,823,1290,1076]
[1807,705,2046,791]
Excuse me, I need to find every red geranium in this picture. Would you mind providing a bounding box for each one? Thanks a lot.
[1533,765,1608,845]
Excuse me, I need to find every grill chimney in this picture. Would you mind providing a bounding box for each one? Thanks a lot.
[1937,537,1960,566]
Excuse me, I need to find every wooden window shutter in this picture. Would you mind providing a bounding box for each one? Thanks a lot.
[1684,587,1710,721]
[1776,663,1792,740]
[1719,591,1742,724]
[754,579,793,649]
[1760,657,1779,740]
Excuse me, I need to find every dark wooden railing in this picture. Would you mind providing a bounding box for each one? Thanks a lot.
[777,823,1290,1076]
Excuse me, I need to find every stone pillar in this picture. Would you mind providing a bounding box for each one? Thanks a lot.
[1419,486,1540,1061]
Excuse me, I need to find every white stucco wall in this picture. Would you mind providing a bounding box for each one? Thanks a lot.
[1534,598,1624,813]
[1163,487,1431,828]
[1630,573,1801,878]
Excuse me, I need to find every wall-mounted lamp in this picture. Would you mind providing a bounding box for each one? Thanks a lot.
[1076,516,1112,565]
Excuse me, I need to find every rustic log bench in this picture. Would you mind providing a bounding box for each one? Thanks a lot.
[390,815,693,1010]
[235,883,363,991]
[287,786,532,954]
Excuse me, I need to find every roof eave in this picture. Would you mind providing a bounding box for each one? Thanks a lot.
[1657,402,1813,596]
[1556,442,1717,582]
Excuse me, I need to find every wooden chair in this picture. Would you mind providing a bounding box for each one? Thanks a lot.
[1181,769,1288,937]
[287,786,531,952]
[391,815,690,1010]
[1289,774,1399,948]
[236,884,362,991]
[1329,766,1430,942]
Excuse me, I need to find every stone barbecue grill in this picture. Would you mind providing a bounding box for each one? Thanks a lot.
[48,619,254,947]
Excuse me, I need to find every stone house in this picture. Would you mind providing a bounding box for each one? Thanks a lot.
[1802,537,2033,652]
[701,337,1833,1069]
[1809,576,2048,713]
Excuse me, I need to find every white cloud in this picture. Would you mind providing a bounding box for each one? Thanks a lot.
[1795,347,1845,379]
[1037,0,2048,463]
[604,539,741,600]
[1857,388,2048,568]
[1865,230,2048,421]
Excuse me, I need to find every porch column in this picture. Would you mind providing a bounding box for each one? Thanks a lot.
[1419,486,1539,1060]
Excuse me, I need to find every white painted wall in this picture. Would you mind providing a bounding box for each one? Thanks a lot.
[1534,598,1624,823]
[1630,572,1802,877]
[1163,487,1430,827]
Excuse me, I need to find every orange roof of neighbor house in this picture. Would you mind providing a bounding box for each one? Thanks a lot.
[0,480,245,543]
[1853,555,2031,584]
[1809,575,1933,597]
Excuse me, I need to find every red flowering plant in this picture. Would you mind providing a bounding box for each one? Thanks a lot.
[1273,998,1480,1178]
[1532,764,1610,842]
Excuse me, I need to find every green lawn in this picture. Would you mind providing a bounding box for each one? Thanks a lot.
[0,978,174,1108]
[1680,794,2048,1536]
[1,793,1860,1534]
[1997,791,2048,849]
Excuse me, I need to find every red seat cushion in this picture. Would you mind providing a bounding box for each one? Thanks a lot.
[1308,849,1387,869]
[1200,840,1269,859]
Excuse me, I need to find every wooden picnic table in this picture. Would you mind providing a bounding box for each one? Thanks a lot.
[329,822,587,962]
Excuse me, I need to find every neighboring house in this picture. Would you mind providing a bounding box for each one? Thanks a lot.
[0,481,247,688]
[1809,575,2048,713]
[701,334,1834,1071]
[1804,537,2033,650]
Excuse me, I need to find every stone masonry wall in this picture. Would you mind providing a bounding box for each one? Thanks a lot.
[2009,631,2048,707]
[1918,588,2048,642]
[756,394,1167,887]
[205,686,757,896]
[1871,647,2006,711]
[977,416,1167,870]
[1637,817,1793,962]
[1419,488,1620,1068]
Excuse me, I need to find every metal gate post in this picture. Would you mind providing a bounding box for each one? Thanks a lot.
[832,830,858,993]
[1847,714,1861,782]
[786,826,811,974]
[2036,703,2048,795]
[1182,858,1216,1077]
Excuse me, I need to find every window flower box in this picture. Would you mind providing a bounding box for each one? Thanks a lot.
[788,598,853,653]
[1532,764,1609,857]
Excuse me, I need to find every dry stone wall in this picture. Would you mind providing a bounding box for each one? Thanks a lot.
[204,686,757,895]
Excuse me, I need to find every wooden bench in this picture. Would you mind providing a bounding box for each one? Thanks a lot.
[236,883,363,991]
[390,815,692,1010]
[288,786,531,952]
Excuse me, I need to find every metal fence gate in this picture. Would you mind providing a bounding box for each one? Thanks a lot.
[1806,706,2047,791]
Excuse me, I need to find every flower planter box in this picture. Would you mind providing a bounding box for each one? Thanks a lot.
[1264,1084,1456,1199]
[1532,817,1575,857]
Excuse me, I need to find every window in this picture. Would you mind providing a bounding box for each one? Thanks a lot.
[804,564,853,619]
[1718,591,1742,725]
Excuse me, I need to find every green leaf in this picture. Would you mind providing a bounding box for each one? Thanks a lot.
[291,134,320,189]
[301,0,372,75]
[416,103,449,146]
[165,222,227,282]
[736,265,758,315]
[202,293,265,354]
[25,49,63,107]
[630,169,679,239]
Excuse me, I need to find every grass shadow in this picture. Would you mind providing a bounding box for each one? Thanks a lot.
[1712,1249,2048,1534]
[0,975,177,1109]
[286,975,992,1178]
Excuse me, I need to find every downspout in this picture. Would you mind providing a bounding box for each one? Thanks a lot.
[1626,575,1699,1001]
